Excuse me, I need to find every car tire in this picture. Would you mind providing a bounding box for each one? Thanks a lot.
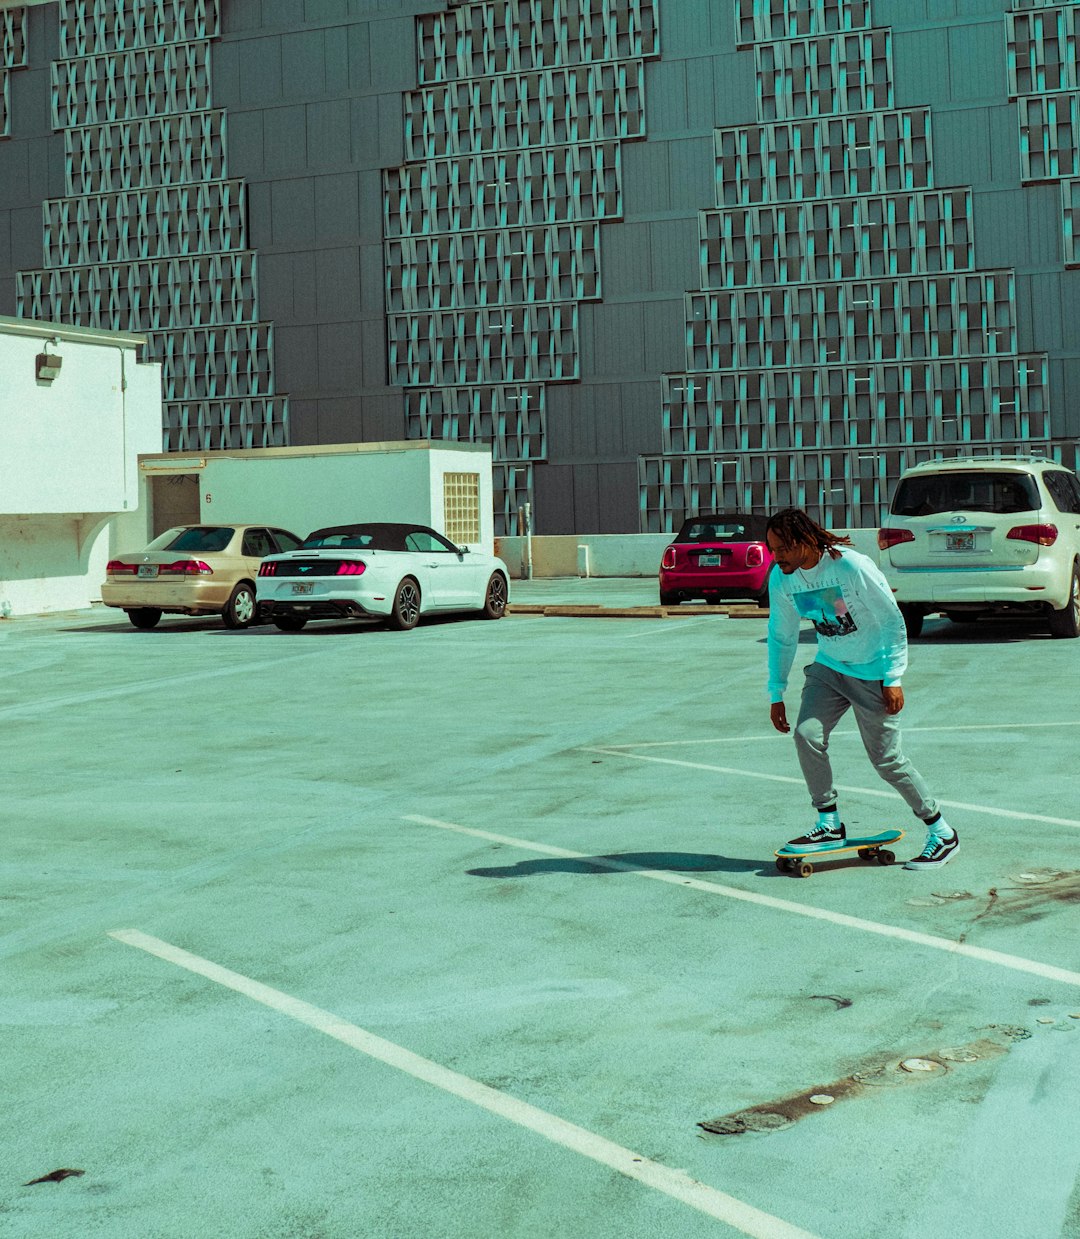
[480,572,508,619]
[660,591,679,606]
[272,614,307,632]
[753,588,770,609]
[944,611,976,625]
[899,604,925,638]
[1048,564,1080,639]
[222,582,258,629]
[388,577,421,631]
[127,607,162,630]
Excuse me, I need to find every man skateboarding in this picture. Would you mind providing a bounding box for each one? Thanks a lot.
[764,508,958,870]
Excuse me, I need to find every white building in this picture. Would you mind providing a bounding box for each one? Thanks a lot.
[0,315,162,616]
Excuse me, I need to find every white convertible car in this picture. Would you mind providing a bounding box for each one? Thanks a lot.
[256,522,510,631]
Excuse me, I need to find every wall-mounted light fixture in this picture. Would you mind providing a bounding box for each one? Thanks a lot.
[36,340,62,383]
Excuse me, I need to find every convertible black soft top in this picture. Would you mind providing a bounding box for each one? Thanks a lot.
[674,513,768,543]
[301,522,438,551]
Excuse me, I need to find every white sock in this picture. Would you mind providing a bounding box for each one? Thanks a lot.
[926,815,953,839]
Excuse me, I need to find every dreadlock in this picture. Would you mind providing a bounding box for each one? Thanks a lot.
[766,508,852,561]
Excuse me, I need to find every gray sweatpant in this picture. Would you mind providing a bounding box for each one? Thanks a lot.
[793,662,939,820]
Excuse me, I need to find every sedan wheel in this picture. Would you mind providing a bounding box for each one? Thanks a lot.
[481,572,508,619]
[388,577,421,630]
[222,583,258,629]
[1049,566,1080,639]
[128,608,162,629]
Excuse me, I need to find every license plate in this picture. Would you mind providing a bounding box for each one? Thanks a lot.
[946,532,975,551]
[137,564,158,578]
[698,554,722,566]
[291,583,314,595]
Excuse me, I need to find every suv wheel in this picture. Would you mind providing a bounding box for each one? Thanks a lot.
[899,604,925,639]
[1049,565,1080,639]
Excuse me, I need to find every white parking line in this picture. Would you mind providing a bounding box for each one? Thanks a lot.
[109,929,821,1239]
[403,815,1080,990]
[600,720,1080,749]
[580,748,1080,829]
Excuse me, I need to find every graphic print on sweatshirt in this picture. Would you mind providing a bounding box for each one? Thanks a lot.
[792,585,858,638]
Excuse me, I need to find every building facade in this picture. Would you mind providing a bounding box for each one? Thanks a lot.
[2,0,1080,535]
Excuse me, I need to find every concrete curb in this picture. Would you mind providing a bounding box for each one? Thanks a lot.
[505,604,769,619]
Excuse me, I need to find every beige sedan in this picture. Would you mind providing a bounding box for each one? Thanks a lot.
[102,524,303,629]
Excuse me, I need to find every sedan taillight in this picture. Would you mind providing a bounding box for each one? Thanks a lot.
[160,560,213,575]
[1007,523,1058,546]
[106,560,138,575]
[258,562,278,577]
[661,546,677,569]
[746,543,764,567]
[335,560,366,576]
[878,528,916,550]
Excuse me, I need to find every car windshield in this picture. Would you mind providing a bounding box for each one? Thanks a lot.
[676,516,767,542]
[149,527,235,553]
[891,472,1041,516]
[302,525,409,551]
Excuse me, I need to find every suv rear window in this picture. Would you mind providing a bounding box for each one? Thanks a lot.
[891,472,1041,517]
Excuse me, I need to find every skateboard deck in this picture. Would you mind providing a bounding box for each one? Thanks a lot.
[774,829,904,877]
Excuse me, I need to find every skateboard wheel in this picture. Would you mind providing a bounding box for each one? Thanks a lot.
[797,862,814,878]
[857,847,874,861]
[775,857,790,873]
[877,850,896,866]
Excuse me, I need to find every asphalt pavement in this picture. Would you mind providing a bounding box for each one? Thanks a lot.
[3,585,1080,1238]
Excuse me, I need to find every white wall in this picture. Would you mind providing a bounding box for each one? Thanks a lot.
[0,320,161,615]
[495,528,883,578]
[0,328,160,515]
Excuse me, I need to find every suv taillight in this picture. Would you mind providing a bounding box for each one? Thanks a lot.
[746,544,764,567]
[1007,523,1058,546]
[336,561,366,576]
[878,528,915,550]
[661,546,677,569]
[258,562,278,576]
[160,560,213,575]
[106,560,137,575]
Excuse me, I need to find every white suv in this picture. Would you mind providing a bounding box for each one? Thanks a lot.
[877,456,1080,639]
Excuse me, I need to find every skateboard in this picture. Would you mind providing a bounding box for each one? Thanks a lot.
[774,829,904,878]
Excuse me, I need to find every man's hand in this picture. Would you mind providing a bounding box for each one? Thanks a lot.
[770,702,790,733]
[882,685,904,715]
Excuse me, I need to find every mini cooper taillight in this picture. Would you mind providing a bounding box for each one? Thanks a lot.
[878,528,916,550]
[258,562,278,576]
[335,560,366,575]
[159,559,212,575]
[661,546,677,569]
[1007,523,1058,546]
[746,544,764,567]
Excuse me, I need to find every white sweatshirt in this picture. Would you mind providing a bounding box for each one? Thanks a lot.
[766,546,908,703]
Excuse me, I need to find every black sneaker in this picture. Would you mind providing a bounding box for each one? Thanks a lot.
[787,822,846,850]
[904,830,959,870]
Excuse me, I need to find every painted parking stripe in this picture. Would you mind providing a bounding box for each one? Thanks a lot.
[599,719,1080,749]
[404,815,1080,990]
[580,748,1080,830]
[109,929,821,1239]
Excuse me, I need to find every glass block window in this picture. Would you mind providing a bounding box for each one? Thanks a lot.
[443,472,482,543]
